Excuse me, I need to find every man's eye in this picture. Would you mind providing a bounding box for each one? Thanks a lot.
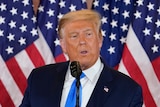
[86,32,92,37]
[70,35,78,39]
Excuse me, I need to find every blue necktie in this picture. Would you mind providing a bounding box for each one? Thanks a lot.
[65,73,85,107]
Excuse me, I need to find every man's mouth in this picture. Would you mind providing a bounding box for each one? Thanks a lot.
[80,50,88,54]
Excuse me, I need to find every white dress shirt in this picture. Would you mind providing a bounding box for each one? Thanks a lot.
[60,58,104,107]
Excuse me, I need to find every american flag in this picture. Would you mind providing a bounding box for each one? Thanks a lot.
[0,0,38,106]
[0,0,86,107]
[93,0,160,107]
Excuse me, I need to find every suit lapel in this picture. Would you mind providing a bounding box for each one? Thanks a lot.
[48,62,69,106]
[87,64,114,107]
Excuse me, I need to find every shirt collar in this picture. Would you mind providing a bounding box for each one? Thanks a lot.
[66,57,103,82]
[83,58,103,83]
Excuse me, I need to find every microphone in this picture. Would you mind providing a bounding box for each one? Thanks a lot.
[70,61,82,107]
[70,61,82,79]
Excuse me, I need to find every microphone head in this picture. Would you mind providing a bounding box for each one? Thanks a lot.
[70,61,82,79]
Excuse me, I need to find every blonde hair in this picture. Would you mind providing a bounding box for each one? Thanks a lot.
[58,9,102,38]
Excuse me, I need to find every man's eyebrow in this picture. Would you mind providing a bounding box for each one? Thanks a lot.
[83,28,92,32]
[69,32,78,35]
[69,28,93,34]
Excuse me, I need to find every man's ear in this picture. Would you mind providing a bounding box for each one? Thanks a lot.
[60,38,67,54]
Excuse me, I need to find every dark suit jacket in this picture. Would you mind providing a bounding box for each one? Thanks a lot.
[19,60,143,107]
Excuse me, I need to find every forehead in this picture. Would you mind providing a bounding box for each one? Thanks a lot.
[63,20,96,31]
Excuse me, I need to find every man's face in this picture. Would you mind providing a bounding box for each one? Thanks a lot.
[60,20,103,70]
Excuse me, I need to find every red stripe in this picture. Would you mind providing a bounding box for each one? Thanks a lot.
[55,53,66,63]
[151,57,160,82]
[114,64,119,70]
[25,44,45,67]
[122,45,157,107]
[6,57,27,94]
[0,80,15,107]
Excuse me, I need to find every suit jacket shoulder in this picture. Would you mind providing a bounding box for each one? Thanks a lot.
[19,61,69,107]
[87,60,143,107]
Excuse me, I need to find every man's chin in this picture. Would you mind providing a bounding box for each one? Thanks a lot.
[79,61,90,70]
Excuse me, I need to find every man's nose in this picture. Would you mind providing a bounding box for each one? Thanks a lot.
[79,35,86,45]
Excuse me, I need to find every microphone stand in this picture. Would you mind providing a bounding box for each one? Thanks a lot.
[76,75,80,107]
[70,61,82,107]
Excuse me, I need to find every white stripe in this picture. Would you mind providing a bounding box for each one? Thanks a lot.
[15,50,35,78]
[126,25,160,106]
[142,104,146,107]
[118,60,130,76]
[0,56,23,107]
[34,27,55,64]
[63,53,69,61]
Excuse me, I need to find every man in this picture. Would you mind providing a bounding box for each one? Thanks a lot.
[19,9,143,107]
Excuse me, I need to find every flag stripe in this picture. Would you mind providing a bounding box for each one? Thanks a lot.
[122,25,160,106]
[118,61,130,76]
[0,56,23,107]
[151,57,160,81]
[35,28,55,64]
[55,53,67,62]
[122,45,156,107]
[127,25,160,98]
[15,50,35,78]
[5,58,27,94]
[0,81,15,107]
[25,44,45,68]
